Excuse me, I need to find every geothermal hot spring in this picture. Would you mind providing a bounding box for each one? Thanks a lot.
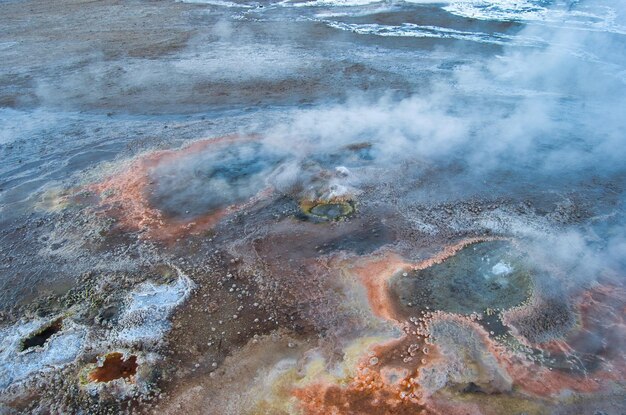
[1,0,626,414]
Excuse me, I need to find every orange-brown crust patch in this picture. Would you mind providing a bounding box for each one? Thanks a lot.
[86,135,268,241]
[293,335,439,415]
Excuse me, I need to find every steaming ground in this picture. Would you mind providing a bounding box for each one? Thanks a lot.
[1,0,625,414]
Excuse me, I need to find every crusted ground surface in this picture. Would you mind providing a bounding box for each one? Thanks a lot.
[1,0,625,414]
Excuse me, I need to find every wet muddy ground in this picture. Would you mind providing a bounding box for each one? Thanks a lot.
[1,0,625,414]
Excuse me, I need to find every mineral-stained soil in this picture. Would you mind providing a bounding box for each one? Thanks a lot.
[1,0,625,414]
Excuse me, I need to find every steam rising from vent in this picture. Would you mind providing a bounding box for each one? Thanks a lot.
[147,140,282,220]
[87,136,280,240]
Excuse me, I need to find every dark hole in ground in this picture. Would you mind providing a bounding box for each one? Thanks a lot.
[300,200,355,222]
[97,305,119,325]
[88,352,138,383]
[310,203,353,220]
[20,318,63,351]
